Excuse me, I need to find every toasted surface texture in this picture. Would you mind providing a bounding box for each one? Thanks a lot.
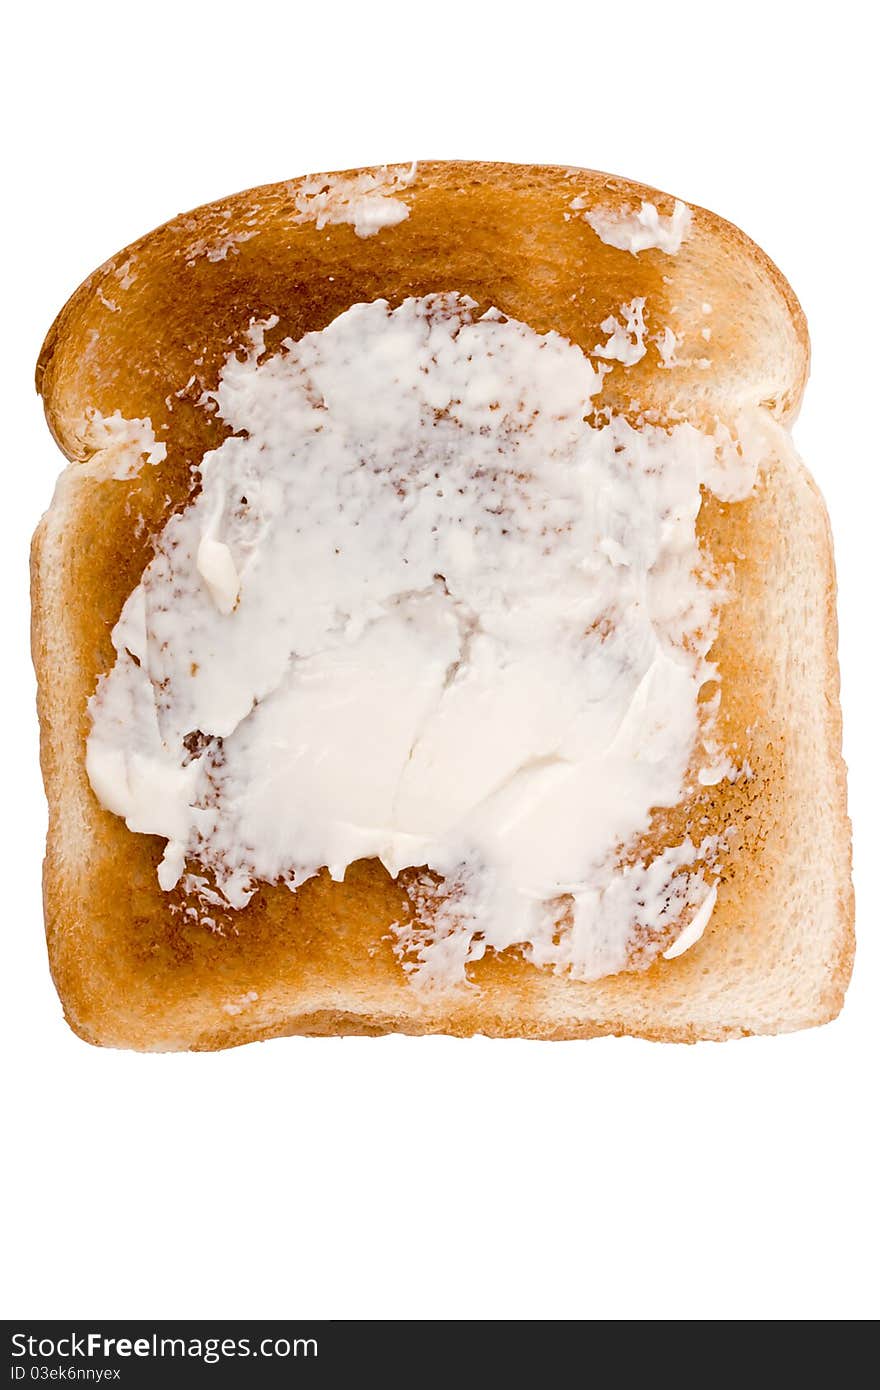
[32,160,852,1049]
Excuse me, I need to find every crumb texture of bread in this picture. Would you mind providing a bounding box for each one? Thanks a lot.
[32,161,852,1049]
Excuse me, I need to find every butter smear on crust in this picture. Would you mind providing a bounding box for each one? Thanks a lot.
[572,197,693,255]
[290,163,417,239]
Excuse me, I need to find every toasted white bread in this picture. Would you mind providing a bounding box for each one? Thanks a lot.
[31,160,852,1049]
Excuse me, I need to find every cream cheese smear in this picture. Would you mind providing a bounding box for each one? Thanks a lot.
[86,294,755,987]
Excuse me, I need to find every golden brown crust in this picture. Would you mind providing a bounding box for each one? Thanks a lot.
[37,161,809,458]
[809,469,856,1016]
[31,161,849,1050]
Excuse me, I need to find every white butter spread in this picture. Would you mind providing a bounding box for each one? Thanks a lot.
[291,163,416,239]
[654,325,682,369]
[81,409,167,479]
[573,198,692,256]
[196,537,240,614]
[86,294,755,987]
[663,883,717,959]
[593,297,648,366]
[185,230,256,266]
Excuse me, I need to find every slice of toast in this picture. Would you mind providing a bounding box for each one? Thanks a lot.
[31,160,852,1049]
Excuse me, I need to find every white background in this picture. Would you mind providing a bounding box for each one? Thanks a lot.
[4,0,877,1322]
